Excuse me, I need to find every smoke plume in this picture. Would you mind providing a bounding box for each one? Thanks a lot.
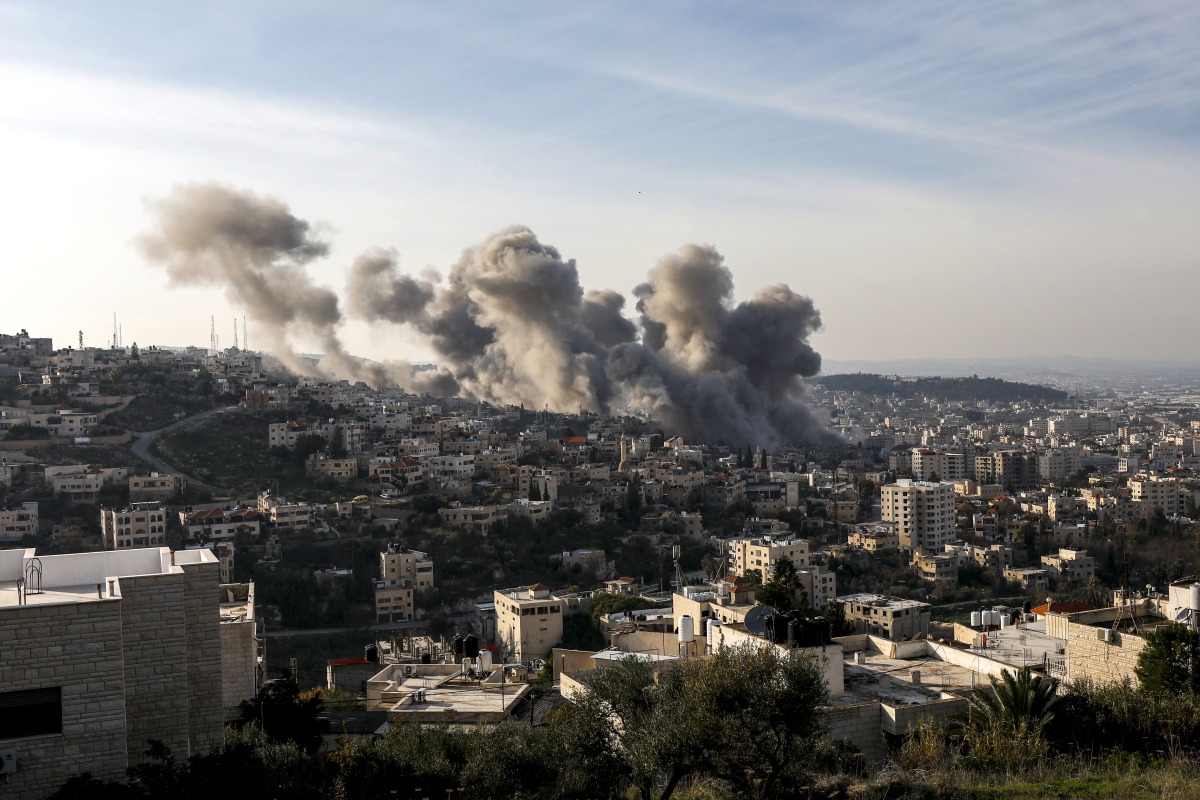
[143,183,836,446]
[139,183,385,385]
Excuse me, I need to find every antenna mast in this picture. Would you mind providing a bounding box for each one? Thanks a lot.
[78,330,83,350]
[233,318,239,350]
[210,316,217,353]
[112,313,118,349]
[242,316,248,351]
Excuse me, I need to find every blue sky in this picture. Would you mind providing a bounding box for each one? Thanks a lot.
[1,2,1198,362]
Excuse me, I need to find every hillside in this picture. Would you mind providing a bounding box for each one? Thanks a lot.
[814,373,1069,403]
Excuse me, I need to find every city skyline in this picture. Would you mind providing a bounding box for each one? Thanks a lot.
[2,3,1199,364]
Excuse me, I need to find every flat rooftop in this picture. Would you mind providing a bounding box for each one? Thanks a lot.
[838,650,977,706]
[0,547,216,610]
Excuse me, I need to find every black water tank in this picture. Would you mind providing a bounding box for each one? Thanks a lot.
[364,643,379,663]
[420,652,431,664]
[464,634,480,658]
[452,635,465,656]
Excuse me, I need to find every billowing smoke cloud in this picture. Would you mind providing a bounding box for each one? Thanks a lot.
[143,183,836,446]
[348,227,834,447]
[139,183,389,385]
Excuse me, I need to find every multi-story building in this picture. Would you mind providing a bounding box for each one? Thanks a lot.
[129,472,187,502]
[257,493,312,530]
[305,452,358,484]
[180,506,260,543]
[913,552,959,585]
[1041,548,1095,583]
[100,502,169,550]
[1038,448,1081,484]
[44,465,129,502]
[0,502,38,542]
[838,593,931,640]
[727,534,811,578]
[0,546,249,799]
[1005,566,1050,591]
[796,566,837,609]
[438,503,507,534]
[374,544,435,622]
[847,522,899,553]
[494,583,564,660]
[881,479,955,553]
[1129,474,1182,518]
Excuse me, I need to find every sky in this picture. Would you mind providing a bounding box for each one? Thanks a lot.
[1,2,1199,365]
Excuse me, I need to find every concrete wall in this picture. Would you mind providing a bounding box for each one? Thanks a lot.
[220,620,258,720]
[881,696,968,736]
[825,701,885,765]
[925,641,1016,680]
[1064,621,1148,685]
[0,600,128,800]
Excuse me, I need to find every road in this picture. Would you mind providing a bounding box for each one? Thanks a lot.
[128,404,239,491]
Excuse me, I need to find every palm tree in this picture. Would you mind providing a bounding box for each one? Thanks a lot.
[966,667,1059,765]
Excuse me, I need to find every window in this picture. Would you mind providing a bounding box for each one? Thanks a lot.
[0,687,62,738]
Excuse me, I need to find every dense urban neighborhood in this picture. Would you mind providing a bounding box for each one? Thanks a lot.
[6,329,1200,798]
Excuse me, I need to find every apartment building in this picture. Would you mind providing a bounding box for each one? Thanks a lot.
[913,552,959,585]
[438,503,507,534]
[1041,548,1096,583]
[1129,474,1182,518]
[727,533,811,577]
[0,547,236,799]
[847,523,899,553]
[180,506,260,543]
[495,583,564,660]
[838,593,931,640]
[257,493,312,530]
[374,544,435,622]
[881,479,955,553]
[129,472,186,502]
[45,465,129,502]
[796,566,837,609]
[305,452,358,484]
[0,502,38,542]
[100,502,169,550]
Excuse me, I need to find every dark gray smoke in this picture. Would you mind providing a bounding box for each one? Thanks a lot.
[139,183,389,385]
[350,229,835,447]
[142,184,835,445]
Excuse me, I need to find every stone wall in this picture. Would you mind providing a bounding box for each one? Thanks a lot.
[219,619,257,720]
[181,561,223,753]
[0,600,128,800]
[119,573,191,763]
[1064,621,1148,685]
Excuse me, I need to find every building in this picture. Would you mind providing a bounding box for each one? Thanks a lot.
[556,548,611,578]
[305,452,358,484]
[727,533,811,578]
[257,493,312,530]
[0,546,239,799]
[495,583,564,660]
[847,523,899,553]
[1004,566,1049,591]
[374,544,434,622]
[100,502,169,550]
[180,506,260,543]
[881,479,955,553]
[44,465,128,502]
[913,552,959,585]
[438,503,507,534]
[1129,474,1182,518]
[0,502,38,542]
[838,593,931,640]
[128,473,187,502]
[1041,548,1095,583]
[796,566,837,609]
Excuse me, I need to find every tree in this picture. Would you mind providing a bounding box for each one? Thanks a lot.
[563,642,829,799]
[238,675,327,754]
[757,555,807,612]
[965,667,1058,766]
[1136,624,1200,695]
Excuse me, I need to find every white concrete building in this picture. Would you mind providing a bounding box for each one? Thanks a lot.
[882,479,955,553]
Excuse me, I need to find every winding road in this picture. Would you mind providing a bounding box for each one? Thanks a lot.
[128,404,239,492]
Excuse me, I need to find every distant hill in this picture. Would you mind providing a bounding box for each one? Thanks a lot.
[814,373,1069,403]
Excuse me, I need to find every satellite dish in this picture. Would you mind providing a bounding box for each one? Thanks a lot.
[744,605,776,636]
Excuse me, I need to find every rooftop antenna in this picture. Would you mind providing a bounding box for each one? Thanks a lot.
[112,313,118,349]
[210,316,217,353]
[233,318,239,350]
[78,330,83,350]
[119,323,123,349]
[243,316,248,351]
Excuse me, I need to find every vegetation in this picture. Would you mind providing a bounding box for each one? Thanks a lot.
[104,365,235,430]
[815,373,1068,403]
[1135,624,1200,695]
